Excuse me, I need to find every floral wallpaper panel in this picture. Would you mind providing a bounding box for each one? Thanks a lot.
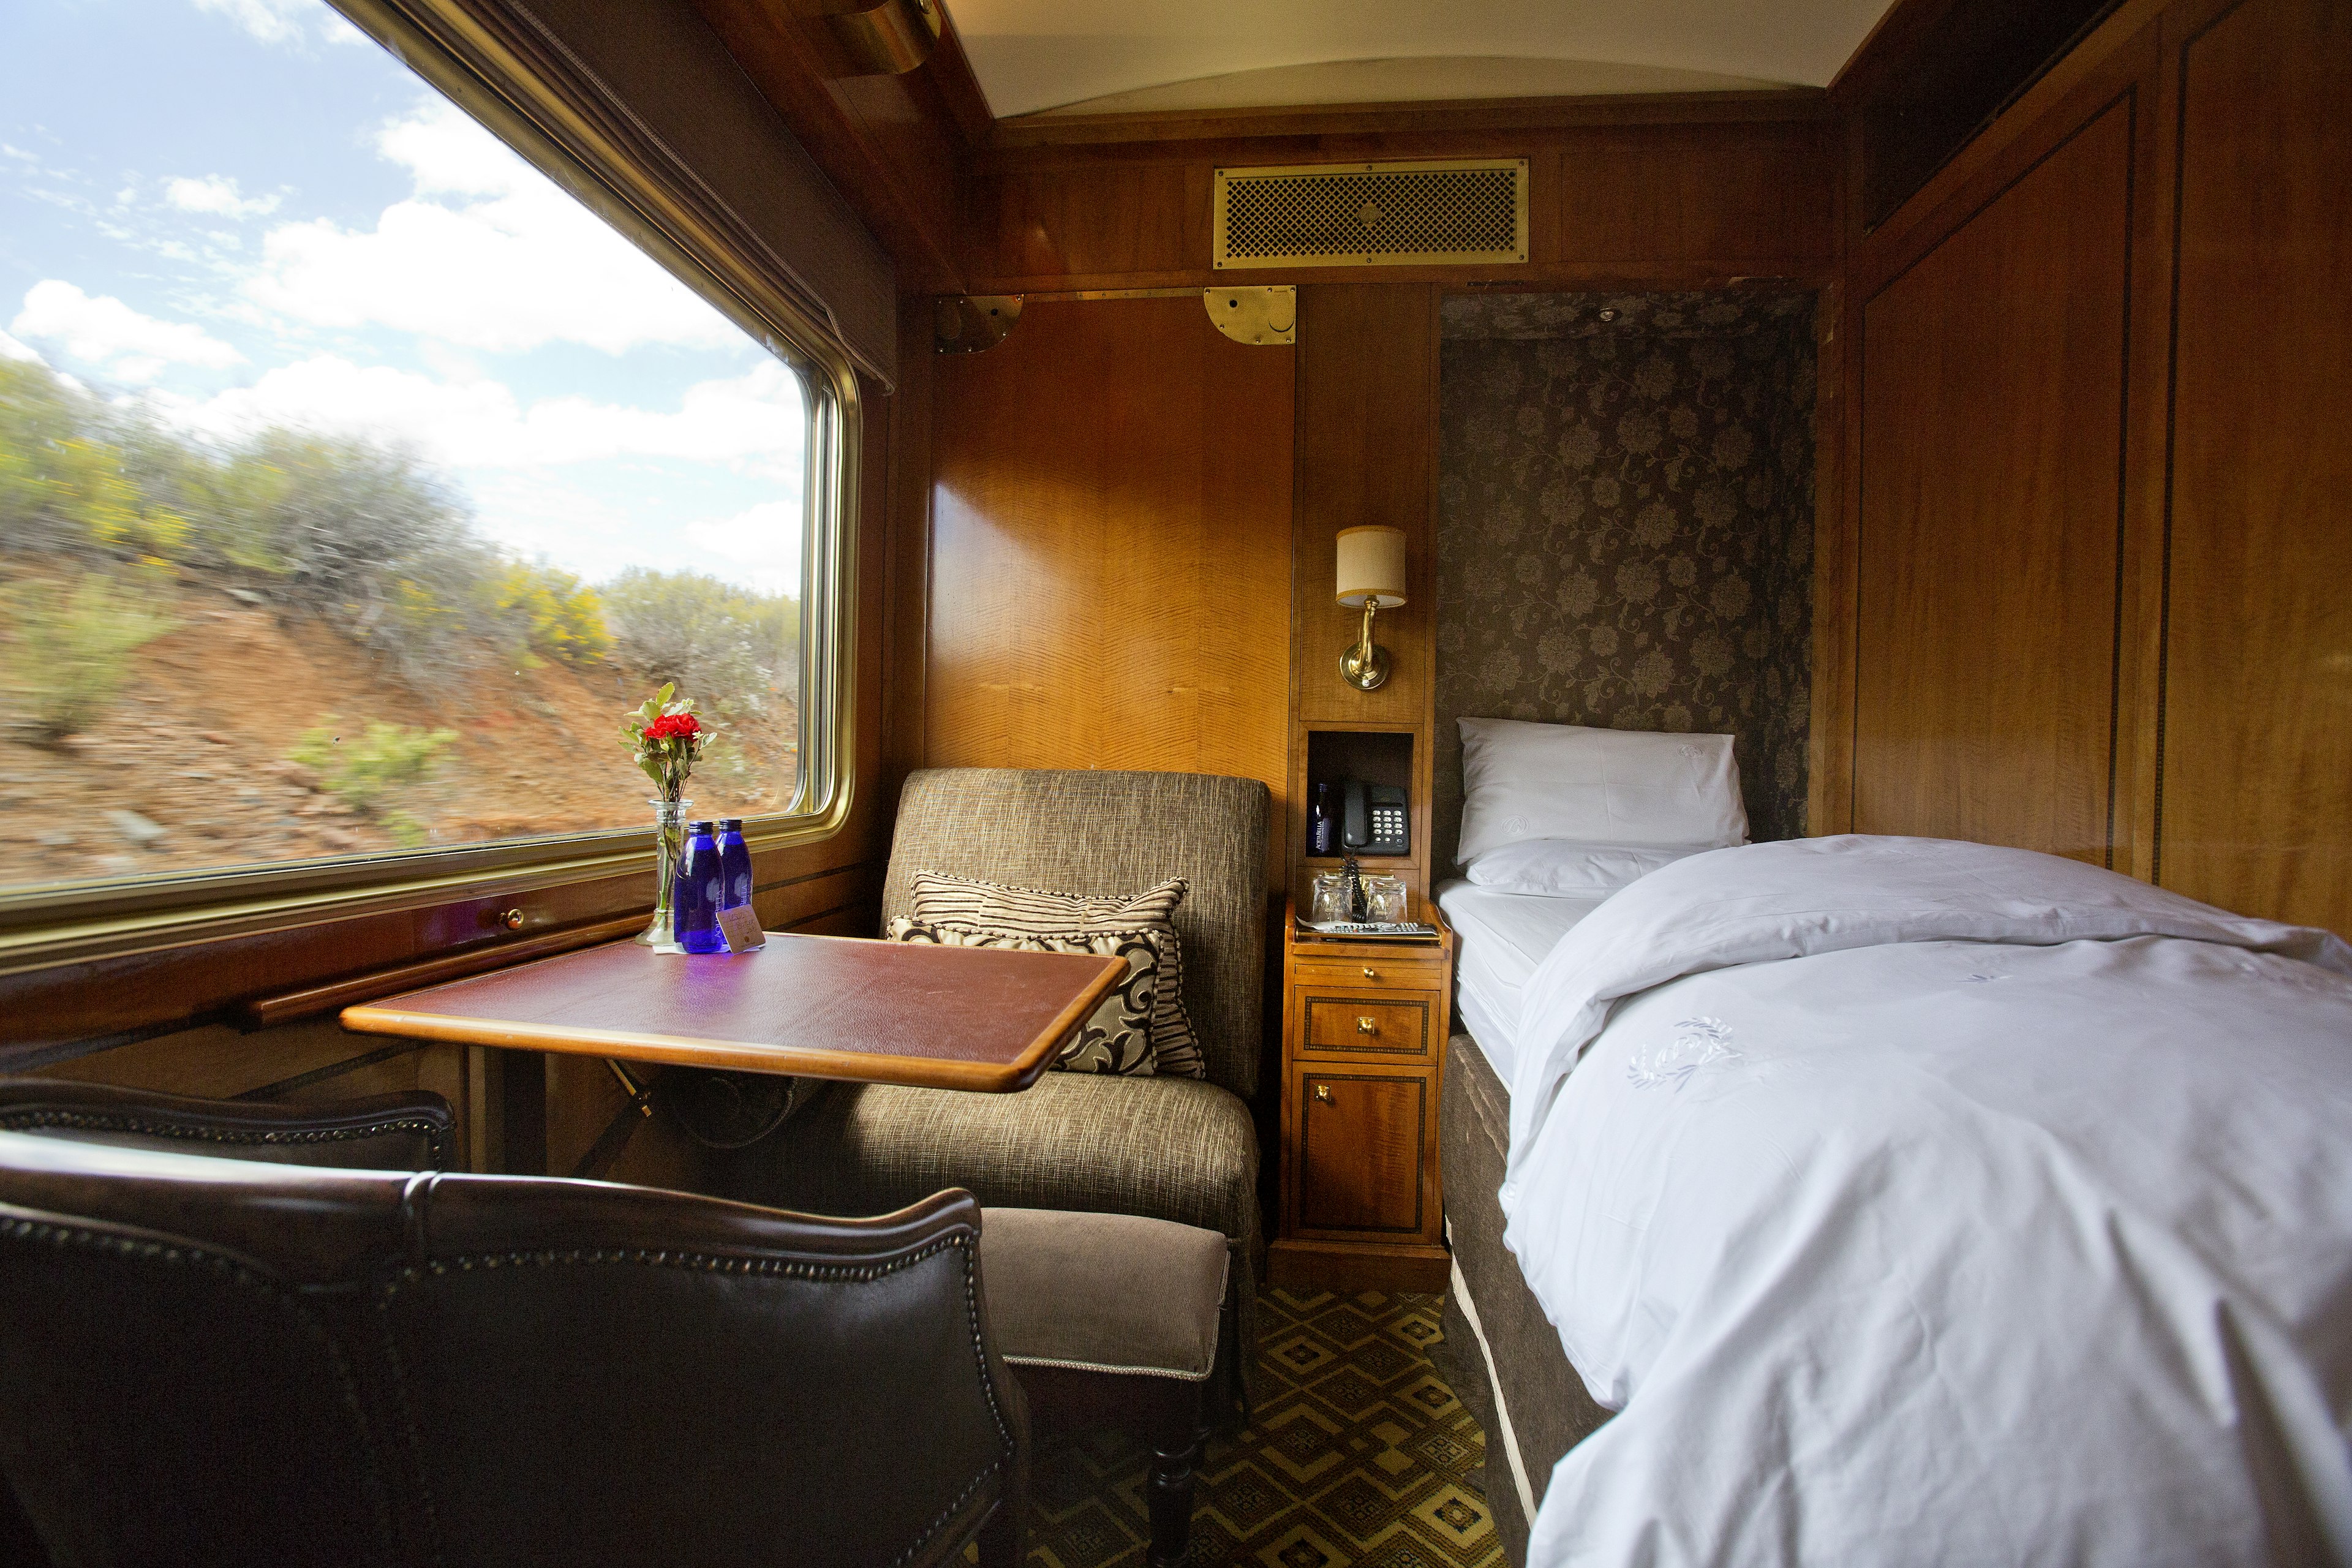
[1434,292,1817,867]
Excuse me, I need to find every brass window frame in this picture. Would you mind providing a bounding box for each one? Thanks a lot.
[0,0,861,978]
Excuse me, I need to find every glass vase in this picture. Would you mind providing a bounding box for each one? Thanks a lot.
[637,796,692,953]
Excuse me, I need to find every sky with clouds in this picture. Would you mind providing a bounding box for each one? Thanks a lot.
[0,0,808,597]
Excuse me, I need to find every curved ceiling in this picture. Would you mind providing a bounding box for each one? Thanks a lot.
[940,0,1898,119]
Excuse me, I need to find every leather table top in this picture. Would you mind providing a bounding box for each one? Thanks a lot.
[340,934,1126,1091]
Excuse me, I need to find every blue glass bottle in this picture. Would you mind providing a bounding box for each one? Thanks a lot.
[717,818,753,911]
[1310,782,1336,856]
[676,820,726,954]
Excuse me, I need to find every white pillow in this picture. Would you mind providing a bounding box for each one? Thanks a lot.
[1456,717,1749,862]
[1461,839,1701,898]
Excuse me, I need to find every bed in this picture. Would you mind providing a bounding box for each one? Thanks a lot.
[1433,719,2352,1566]
[1438,833,2352,1567]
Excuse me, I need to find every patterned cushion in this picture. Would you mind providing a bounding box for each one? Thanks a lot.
[908,872,1207,1079]
[885,916,1159,1076]
[881,771,1268,1098]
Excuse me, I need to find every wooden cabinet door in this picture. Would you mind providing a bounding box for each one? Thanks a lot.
[1852,99,2135,861]
[1293,1069,1428,1235]
[2155,0,2352,936]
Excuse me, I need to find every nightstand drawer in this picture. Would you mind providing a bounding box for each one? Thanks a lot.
[1291,954,1446,992]
[1298,992,1433,1058]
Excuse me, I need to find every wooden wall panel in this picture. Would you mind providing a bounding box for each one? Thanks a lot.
[1850,102,2135,861]
[1295,286,1438,731]
[2155,0,2352,933]
[925,298,1294,885]
[962,121,1836,292]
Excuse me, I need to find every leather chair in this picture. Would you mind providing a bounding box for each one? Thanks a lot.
[0,1121,1027,1568]
[0,1079,459,1170]
[0,1079,463,1568]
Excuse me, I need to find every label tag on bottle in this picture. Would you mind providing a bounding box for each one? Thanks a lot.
[717,903,766,953]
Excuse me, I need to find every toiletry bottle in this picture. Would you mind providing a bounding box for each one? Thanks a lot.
[1310,781,1335,856]
[717,818,752,911]
[676,820,725,954]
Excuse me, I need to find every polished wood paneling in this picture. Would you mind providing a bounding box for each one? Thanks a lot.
[993,91,1832,149]
[1850,101,2135,861]
[1292,1069,1427,1235]
[962,123,1836,292]
[1294,286,1438,732]
[686,0,977,290]
[924,296,1295,885]
[2155,0,2352,935]
[1825,0,2343,922]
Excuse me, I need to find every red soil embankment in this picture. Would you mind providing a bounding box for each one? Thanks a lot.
[0,581,796,887]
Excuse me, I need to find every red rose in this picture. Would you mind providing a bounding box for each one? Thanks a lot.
[643,713,701,741]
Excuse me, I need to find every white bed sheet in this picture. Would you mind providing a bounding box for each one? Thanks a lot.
[1434,880,1605,1088]
[1498,835,2352,1567]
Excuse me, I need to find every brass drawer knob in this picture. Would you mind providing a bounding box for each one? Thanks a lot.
[500,908,525,931]
[1313,1083,1333,1104]
[1357,1016,1378,1034]
[1361,966,1378,979]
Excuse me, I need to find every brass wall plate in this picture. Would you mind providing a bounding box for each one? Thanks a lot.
[1205,285,1295,345]
[935,295,1022,353]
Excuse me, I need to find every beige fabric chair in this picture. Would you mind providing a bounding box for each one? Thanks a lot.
[725,767,1269,1405]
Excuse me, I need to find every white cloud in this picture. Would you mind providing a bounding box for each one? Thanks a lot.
[164,353,805,473]
[192,0,330,45]
[0,145,37,165]
[241,99,737,355]
[686,501,804,596]
[166,175,282,219]
[0,329,43,366]
[10,281,245,382]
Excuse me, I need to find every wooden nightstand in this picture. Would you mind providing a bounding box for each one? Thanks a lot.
[1269,898,1453,1292]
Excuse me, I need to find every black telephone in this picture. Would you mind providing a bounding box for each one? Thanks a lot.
[1341,781,1410,856]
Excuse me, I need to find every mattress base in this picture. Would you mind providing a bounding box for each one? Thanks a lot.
[1438,1030,1611,1566]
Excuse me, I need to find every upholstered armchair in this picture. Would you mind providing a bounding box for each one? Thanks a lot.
[723,767,1271,1405]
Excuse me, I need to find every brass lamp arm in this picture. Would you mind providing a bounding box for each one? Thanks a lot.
[1338,595,1393,691]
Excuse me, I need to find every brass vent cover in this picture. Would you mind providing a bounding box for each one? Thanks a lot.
[1212,159,1529,270]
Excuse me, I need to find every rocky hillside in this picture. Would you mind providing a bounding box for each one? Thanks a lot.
[0,355,799,890]
[0,571,797,886]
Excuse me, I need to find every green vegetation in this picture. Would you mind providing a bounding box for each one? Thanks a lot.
[0,356,794,738]
[605,569,800,795]
[289,718,460,848]
[0,570,179,744]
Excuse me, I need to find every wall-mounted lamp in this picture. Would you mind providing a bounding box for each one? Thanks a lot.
[1336,525,1408,691]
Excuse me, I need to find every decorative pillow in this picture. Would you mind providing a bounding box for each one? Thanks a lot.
[1457,717,1749,864]
[908,872,1205,1078]
[1461,839,1703,898]
[885,916,1161,1076]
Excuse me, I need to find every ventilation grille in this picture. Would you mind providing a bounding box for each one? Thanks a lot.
[1213,160,1528,270]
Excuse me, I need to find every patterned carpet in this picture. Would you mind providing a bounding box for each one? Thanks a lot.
[1020,1289,1501,1567]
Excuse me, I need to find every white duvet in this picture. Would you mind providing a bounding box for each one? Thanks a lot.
[1498,835,2352,1567]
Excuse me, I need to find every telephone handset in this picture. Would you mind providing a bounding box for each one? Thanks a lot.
[1340,781,1410,856]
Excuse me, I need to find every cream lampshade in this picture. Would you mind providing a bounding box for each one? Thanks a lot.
[1335,525,1408,690]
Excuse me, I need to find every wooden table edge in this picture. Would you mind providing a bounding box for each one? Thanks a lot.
[339,949,1130,1095]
